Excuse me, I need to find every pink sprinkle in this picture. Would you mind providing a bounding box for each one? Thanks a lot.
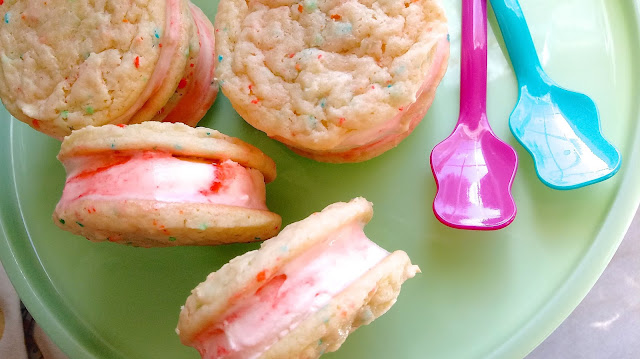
[318,54,322,59]
[338,117,345,125]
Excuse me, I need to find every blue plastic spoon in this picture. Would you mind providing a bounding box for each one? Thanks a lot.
[490,0,621,190]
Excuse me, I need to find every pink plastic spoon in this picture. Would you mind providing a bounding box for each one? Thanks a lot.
[430,0,518,230]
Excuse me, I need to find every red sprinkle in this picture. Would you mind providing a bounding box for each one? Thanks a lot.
[318,54,322,59]
[190,63,194,67]
[158,43,162,48]
[134,56,140,68]
[251,98,259,104]
[298,4,303,12]
[116,123,127,128]
[330,14,341,20]
[398,107,403,111]
[216,347,229,356]
[1,0,5,5]
[295,63,301,71]
[371,85,375,89]
[31,119,40,129]
[338,117,346,125]
[256,270,267,282]
[178,78,187,89]
[288,53,295,58]
[248,84,253,91]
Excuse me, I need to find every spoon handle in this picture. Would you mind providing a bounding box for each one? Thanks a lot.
[460,0,488,125]
[489,0,545,85]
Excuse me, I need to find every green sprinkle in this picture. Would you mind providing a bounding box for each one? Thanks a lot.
[59,219,65,224]
[174,144,183,150]
[4,13,10,24]
[76,221,84,227]
[318,339,323,346]
[218,55,223,62]
[254,237,261,241]
[303,0,317,11]
[61,110,69,119]
[280,245,289,252]
[110,142,116,149]
[169,237,177,242]
[320,98,326,108]
[323,317,330,323]
[154,28,161,39]
[85,106,94,115]
[199,223,208,230]
[206,132,211,136]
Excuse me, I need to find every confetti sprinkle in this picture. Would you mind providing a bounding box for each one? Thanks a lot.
[134,56,140,68]
[338,117,346,126]
[297,4,303,12]
[330,14,341,20]
[320,98,326,108]
[169,237,177,242]
[174,144,183,150]
[116,124,126,128]
[76,221,84,227]
[303,0,318,11]
[85,106,94,115]
[0,0,4,5]
[154,28,160,38]
[59,219,65,224]
[178,78,187,89]
[60,110,68,119]
[4,12,9,23]
[199,223,207,230]
[295,63,301,71]
[256,270,267,282]
[32,119,40,129]
[251,98,259,104]
[218,54,223,62]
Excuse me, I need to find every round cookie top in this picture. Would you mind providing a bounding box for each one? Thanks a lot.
[58,122,277,182]
[214,0,448,152]
[0,0,168,138]
[176,197,374,344]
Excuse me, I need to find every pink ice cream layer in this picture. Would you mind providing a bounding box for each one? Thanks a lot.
[57,151,267,210]
[193,223,390,359]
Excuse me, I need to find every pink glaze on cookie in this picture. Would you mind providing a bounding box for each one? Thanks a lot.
[57,151,267,210]
[162,3,218,126]
[110,0,185,124]
[192,223,389,359]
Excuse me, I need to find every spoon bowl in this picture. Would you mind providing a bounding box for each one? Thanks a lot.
[431,118,518,230]
[510,79,621,189]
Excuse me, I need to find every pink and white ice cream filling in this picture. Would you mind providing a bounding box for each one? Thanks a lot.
[57,151,268,211]
[192,223,391,359]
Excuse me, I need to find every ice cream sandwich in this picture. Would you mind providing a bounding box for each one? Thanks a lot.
[214,0,449,162]
[53,122,281,247]
[177,197,419,358]
[0,0,218,139]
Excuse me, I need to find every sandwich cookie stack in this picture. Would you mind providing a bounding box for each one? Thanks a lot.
[0,0,218,139]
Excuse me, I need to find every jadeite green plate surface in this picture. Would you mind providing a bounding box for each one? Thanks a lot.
[1,0,639,358]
